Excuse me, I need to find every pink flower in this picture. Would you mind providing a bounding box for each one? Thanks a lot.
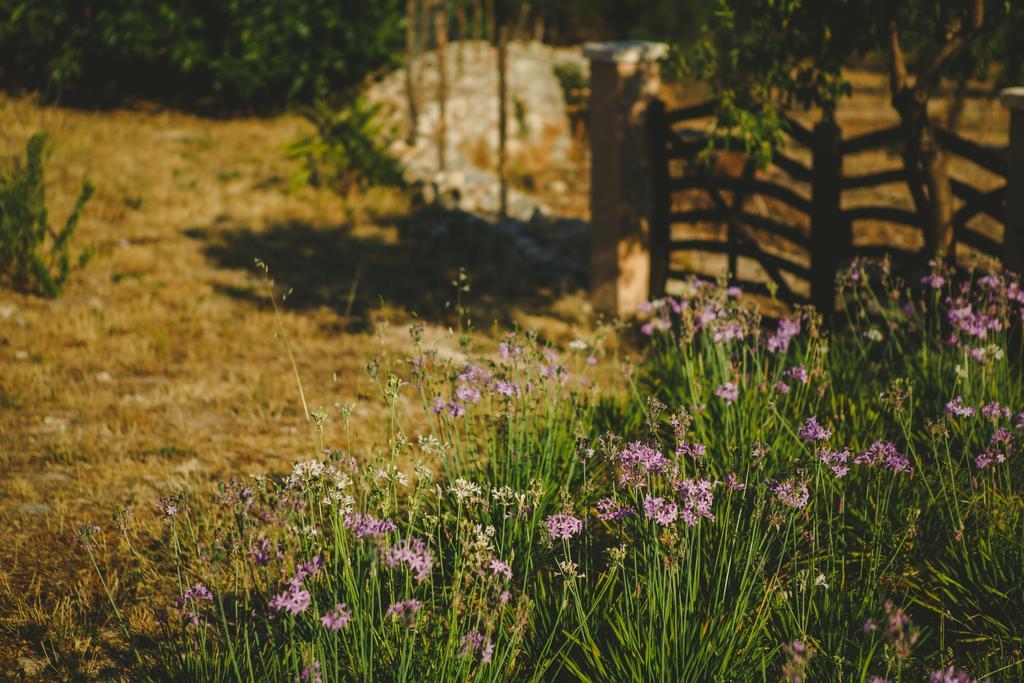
[546,513,583,540]
[798,417,831,442]
[643,496,678,526]
[715,382,739,404]
[320,603,351,631]
[382,538,434,583]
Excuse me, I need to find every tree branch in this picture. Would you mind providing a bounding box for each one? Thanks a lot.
[887,20,907,97]
[915,0,984,97]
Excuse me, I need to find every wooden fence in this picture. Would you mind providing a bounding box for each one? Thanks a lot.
[646,99,1010,313]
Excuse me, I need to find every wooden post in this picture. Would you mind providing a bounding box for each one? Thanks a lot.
[646,98,670,299]
[485,0,495,43]
[434,2,448,171]
[1000,88,1024,274]
[404,0,420,145]
[810,118,844,315]
[455,0,467,77]
[585,41,667,315]
[497,25,509,217]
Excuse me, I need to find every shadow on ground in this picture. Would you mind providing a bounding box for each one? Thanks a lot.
[185,205,589,329]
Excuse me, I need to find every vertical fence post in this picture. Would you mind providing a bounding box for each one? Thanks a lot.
[646,98,670,299]
[434,2,448,172]
[497,25,509,217]
[1000,88,1024,274]
[810,118,844,315]
[584,41,667,315]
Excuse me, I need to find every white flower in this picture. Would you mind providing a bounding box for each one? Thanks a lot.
[449,478,482,501]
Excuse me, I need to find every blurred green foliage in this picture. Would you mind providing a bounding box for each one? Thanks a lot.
[681,0,1024,165]
[286,99,403,194]
[0,134,93,297]
[0,0,404,108]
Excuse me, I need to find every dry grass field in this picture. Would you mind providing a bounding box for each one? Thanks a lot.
[0,96,597,679]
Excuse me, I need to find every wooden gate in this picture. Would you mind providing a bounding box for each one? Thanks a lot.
[646,99,1010,313]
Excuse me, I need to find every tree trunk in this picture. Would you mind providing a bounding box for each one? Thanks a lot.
[455,0,467,77]
[497,24,509,217]
[485,0,495,44]
[894,89,955,261]
[434,2,448,171]
[404,0,420,145]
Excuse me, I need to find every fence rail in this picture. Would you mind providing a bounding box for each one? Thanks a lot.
[647,98,1012,313]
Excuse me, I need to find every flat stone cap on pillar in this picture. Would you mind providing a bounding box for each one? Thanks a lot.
[583,40,668,64]
[1000,87,1024,110]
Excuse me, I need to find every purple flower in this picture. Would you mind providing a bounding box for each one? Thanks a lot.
[771,479,810,509]
[177,583,214,608]
[546,513,584,540]
[786,366,809,384]
[774,381,791,394]
[798,417,831,443]
[320,603,351,631]
[820,448,851,478]
[715,382,739,405]
[855,441,912,474]
[675,441,706,460]
[975,449,1006,469]
[712,320,746,343]
[248,537,278,566]
[269,586,311,616]
[382,538,434,583]
[345,513,397,539]
[299,660,322,683]
[992,427,1013,444]
[489,558,513,580]
[460,631,493,662]
[945,396,975,417]
[767,316,801,353]
[385,599,423,623]
[447,402,466,417]
[454,383,481,404]
[595,498,633,521]
[725,473,747,491]
[295,556,324,583]
[643,496,679,526]
[982,402,1011,420]
[431,396,446,414]
[459,363,492,383]
[929,667,979,683]
[948,303,1002,338]
[920,274,946,289]
[616,441,668,486]
[156,492,187,519]
[493,379,520,398]
[679,477,716,525]
[696,304,720,328]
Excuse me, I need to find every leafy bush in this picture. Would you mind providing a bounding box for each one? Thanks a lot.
[0,0,404,108]
[0,133,92,297]
[287,98,403,193]
[87,265,1024,681]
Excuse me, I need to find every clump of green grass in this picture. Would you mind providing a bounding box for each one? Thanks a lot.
[1,133,93,297]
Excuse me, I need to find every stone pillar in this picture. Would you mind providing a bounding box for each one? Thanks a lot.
[585,40,667,315]
[1000,87,1024,274]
